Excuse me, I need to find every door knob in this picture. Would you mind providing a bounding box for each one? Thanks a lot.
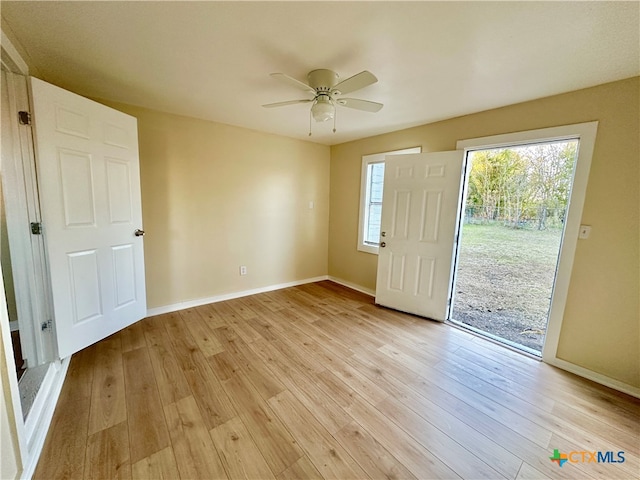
[134,229,145,237]
[380,242,386,247]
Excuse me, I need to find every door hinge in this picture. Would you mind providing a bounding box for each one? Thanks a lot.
[30,222,42,235]
[41,319,52,332]
[18,111,32,125]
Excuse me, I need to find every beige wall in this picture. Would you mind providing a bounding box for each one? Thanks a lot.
[0,18,41,77]
[329,77,639,388]
[101,102,330,310]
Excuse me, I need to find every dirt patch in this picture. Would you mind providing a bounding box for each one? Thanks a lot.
[451,224,562,352]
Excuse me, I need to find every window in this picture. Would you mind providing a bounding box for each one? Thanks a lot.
[363,162,385,247]
[358,147,421,254]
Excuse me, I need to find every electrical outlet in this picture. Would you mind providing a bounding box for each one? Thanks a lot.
[239,265,247,276]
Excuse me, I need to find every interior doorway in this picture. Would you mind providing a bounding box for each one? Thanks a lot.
[1,49,148,473]
[450,140,579,355]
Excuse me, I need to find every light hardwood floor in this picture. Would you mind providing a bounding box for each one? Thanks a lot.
[34,281,640,479]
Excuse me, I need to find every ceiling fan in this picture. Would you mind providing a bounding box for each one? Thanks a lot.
[262,69,383,134]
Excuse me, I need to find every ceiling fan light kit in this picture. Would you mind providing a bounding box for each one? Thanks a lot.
[263,69,383,136]
[311,95,335,122]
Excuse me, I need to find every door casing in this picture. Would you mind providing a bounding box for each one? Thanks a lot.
[0,30,55,476]
[1,70,55,367]
[455,122,598,362]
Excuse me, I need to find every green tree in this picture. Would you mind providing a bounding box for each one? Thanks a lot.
[522,141,577,229]
[466,141,577,230]
[467,148,527,225]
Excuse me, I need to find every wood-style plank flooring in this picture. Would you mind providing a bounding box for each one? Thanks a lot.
[34,281,640,479]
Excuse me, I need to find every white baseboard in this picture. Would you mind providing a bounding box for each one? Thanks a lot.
[328,276,375,297]
[546,356,640,399]
[21,357,70,480]
[147,275,330,317]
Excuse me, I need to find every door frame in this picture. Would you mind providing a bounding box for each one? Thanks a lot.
[455,122,598,363]
[1,28,70,479]
[1,70,55,366]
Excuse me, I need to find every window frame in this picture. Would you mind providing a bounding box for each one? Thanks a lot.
[357,146,421,254]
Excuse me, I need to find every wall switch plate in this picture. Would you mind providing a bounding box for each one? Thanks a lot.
[239,265,247,275]
[308,201,314,209]
[579,225,591,239]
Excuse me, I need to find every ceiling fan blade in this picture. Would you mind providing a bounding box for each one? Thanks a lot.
[337,98,383,113]
[262,99,314,108]
[270,73,316,94]
[332,71,377,95]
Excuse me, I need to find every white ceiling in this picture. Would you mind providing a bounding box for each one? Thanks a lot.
[2,1,639,145]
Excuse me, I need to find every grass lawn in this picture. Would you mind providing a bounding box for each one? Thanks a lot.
[450,223,563,352]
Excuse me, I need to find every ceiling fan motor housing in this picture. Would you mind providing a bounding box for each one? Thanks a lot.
[307,69,339,91]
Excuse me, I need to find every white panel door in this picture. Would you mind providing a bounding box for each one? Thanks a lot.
[375,151,463,321]
[30,77,146,358]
